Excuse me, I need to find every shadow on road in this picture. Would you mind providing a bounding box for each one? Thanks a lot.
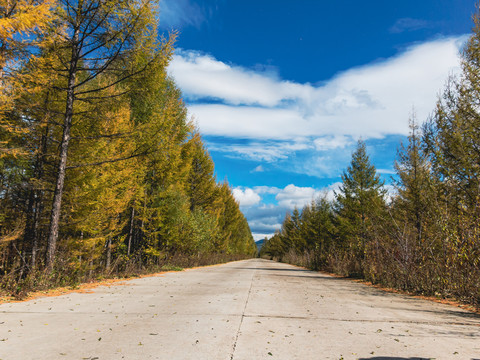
[358,357,433,360]
[359,358,480,360]
[232,267,312,273]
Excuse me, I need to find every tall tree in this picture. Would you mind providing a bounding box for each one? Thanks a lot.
[1,4,61,270]
[281,208,303,253]
[420,6,480,301]
[425,11,480,214]
[388,115,439,288]
[335,140,385,273]
[394,115,433,241]
[42,0,163,269]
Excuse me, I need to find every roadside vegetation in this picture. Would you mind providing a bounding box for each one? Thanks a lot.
[0,0,256,298]
[260,9,480,309]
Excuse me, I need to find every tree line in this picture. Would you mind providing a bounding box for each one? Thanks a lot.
[260,10,480,308]
[0,0,256,295]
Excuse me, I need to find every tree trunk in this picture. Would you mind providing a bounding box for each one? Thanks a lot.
[105,237,112,270]
[26,116,50,269]
[127,207,135,256]
[45,27,80,270]
[24,191,42,270]
[88,240,95,279]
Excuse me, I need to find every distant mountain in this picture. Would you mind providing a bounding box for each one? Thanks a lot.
[255,239,265,251]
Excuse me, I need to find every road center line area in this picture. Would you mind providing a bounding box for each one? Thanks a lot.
[1,259,479,360]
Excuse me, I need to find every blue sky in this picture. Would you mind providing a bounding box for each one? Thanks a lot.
[161,0,476,240]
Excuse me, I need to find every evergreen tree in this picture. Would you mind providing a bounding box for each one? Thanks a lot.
[259,231,284,260]
[386,115,440,289]
[420,8,480,302]
[281,208,303,254]
[335,140,385,274]
[394,115,434,242]
[300,196,335,269]
[425,11,480,214]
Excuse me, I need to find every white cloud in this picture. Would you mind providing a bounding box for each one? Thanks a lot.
[254,186,281,195]
[187,104,308,140]
[377,168,396,175]
[314,135,352,151]
[275,184,321,210]
[384,184,398,203]
[248,219,282,232]
[242,202,285,240]
[252,233,274,241]
[237,185,321,237]
[207,139,311,162]
[322,182,343,202]
[170,50,312,107]
[170,37,464,143]
[232,187,261,207]
[251,165,265,173]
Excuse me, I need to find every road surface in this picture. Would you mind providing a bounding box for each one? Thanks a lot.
[1,259,479,359]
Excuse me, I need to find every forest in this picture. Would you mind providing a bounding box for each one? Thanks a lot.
[260,11,480,308]
[0,0,256,297]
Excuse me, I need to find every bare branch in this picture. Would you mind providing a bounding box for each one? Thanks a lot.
[66,150,147,169]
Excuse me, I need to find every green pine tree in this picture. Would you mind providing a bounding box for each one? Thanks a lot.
[335,140,386,275]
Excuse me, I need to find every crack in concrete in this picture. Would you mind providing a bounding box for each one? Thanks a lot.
[242,314,480,327]
[230,264,257,360]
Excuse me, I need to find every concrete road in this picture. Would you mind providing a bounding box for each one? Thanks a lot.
[0,259,479,360]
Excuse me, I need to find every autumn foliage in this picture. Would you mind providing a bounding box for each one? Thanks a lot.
[0,0,256,295]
